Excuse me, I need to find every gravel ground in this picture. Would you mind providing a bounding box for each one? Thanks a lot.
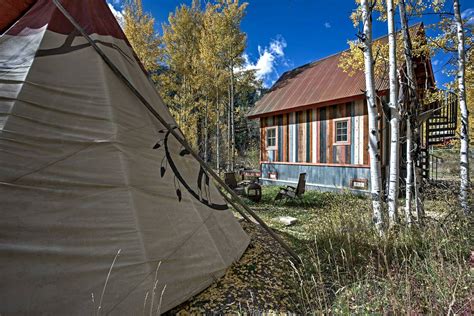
[167,220,297,315]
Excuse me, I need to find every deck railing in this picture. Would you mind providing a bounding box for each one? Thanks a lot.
[419,92,457,180]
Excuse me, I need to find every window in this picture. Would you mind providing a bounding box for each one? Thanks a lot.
[334,119,349,144]
[266,127,277,149]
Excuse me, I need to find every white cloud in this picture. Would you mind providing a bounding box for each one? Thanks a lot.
[324,22,331,28]
[241,36,288,87]
[107,2,125,27]
[269,39,286,57]
[432,59,439,66]
[461,8,474,25]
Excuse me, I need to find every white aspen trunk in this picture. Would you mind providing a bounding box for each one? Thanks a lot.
[230,64,235,171]
[386,0,400,225]
[454,0,471,214]
[204,96,208,163]
[405,122,413,223]
[227,84,231,171]
[414,144,425,222]
[216,87,220,173]
[361,0,384,234]
[399,0,417,225]
[413,159,421,221]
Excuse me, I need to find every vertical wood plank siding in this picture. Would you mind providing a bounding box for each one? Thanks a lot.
[260,118,264,161]
[363,102,369,165]
[295,112,300,162]
[345,103,352,163]
[311,109,317,163]
[298,111,306,162]
[260,99,368,165]
[277,115,283,161]
[268,116,274,161]
[319,108,327,163]
[328,106,334,163]
[306,110,311,162]
[351,102,356,163]
[283,114,288,161]
[289,112,296,162]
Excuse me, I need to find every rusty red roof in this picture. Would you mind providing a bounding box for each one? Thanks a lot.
[248,51,390,118]
[248,24,427,119]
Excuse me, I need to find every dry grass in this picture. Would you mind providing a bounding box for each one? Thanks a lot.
[170,181,472,314]
[249,185,473,314]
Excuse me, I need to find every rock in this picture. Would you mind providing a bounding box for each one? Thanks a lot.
[278,216,297,226]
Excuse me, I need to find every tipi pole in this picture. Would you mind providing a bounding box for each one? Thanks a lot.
[218,189,252,223]
[53,0,301,263]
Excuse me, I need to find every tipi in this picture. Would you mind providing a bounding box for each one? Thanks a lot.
[0,0,250,314]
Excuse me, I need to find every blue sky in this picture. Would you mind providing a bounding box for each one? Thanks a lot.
[108,0,474,88]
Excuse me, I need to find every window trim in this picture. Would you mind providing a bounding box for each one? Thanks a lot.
[333,118,351,145]
[266,127,278,150]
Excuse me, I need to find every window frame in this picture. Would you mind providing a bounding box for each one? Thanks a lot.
[266,127,278,150]
[333,118,351,145]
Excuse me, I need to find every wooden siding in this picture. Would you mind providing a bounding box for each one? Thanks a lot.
[298,111,306,163]
[277,115,283,161]
[260,100,369,166]
[311,109,317,163]
[289,112,296,162]
[283,114,289,161]
[319,108,327,163]
[260,118,267,161]
[363,102,369,164]
[328,107,334,163]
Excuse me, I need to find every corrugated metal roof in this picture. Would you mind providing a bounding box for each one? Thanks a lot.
[247,24,424,119]
[248,51,388,118]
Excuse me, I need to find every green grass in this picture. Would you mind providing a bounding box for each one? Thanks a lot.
[245,186,473,314]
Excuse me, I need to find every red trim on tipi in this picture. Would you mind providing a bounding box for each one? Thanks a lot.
[4,0,150,75]
[6,0,126,41]
[0,0,37,33]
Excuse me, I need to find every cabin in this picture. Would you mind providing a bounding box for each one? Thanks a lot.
[247,24,448,193]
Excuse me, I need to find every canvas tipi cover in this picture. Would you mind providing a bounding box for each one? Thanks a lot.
[0,0,250,314]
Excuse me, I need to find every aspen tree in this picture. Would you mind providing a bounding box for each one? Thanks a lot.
[453,0,471,213]
[361,0,384,234]
[386,0,400,225]
[398,0,418,224]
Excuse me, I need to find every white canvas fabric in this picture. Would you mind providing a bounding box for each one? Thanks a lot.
[0,1,249,314]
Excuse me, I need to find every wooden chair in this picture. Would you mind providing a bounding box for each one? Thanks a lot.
[275,173,306,200]
[224,172,238,189]
[224,172,245,195]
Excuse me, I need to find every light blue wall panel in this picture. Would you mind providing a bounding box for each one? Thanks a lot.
[261,163,370,193]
